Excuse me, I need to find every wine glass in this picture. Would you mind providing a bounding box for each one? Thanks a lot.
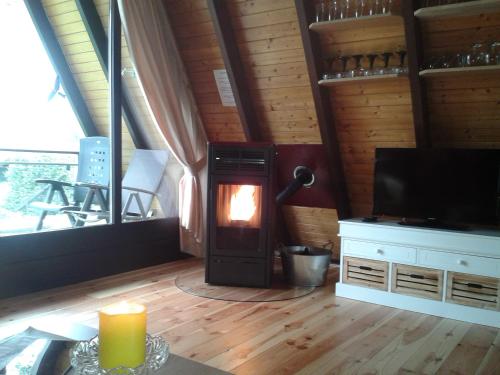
[340,55,351,78]
[352,54,366,76]
[329,0,339,20]
[357,0,368,17]
[339,0,347,19]
[324,56,336,79]
[366,53,378,75]
[393,50,407,74]
[471,43,488,66]
[315,0,327,22]
[345,0,352,19]
[490,41,500,65]
[380,52,393,74]
[381,0,393,14]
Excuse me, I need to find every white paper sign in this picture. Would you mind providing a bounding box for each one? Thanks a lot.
[213,69,236,107]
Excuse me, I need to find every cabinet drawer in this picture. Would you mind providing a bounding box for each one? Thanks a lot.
[392,264,444,301]
[343,239,417,264]
[446,272,499,311]
[419,250,500,278]
[342,256,388,291]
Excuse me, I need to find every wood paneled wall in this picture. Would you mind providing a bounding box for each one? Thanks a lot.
[422,13,500,148]
[168,0,244,141]
[318,3,417,217]
[167,0,340,254]
[167,1,500,255]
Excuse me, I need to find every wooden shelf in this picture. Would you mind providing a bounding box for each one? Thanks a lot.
[414,0,500,19]
[319,73,407,86]
[309,12,402,33]
[419,65,500,77]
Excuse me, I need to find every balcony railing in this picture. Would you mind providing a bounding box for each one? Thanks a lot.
[0,148,79,235]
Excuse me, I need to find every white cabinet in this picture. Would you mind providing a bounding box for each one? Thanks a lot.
[336,219,500,328]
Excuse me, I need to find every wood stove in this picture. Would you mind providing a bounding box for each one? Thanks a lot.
[205,142,276,288]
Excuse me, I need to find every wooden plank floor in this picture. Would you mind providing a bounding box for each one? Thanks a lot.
[0,258,499,374]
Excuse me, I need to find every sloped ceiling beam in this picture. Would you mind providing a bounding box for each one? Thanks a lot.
[207,0,262,142]
[76,0,148,149]
[24,0,99,137]
[402,0,432,148]
[295,0,351,219]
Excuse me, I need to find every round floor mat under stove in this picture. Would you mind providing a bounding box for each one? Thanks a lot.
[175,259,316,302]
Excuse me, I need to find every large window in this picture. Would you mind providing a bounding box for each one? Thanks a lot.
[0,0,178,237]
[0,0,85,235]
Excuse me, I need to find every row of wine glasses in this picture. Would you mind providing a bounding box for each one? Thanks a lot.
[315,0,394,22]
[322,51,407,80]
[424,42,500,70]
[420,0,474,8]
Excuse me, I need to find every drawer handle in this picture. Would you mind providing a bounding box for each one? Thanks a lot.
[409,274,424,280]
[456,259,467,266]
[376,249,384,255]
[467,283,483,289]
[359,265,373,271]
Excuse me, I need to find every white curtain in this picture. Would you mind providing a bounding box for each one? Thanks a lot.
[118,0,208,256]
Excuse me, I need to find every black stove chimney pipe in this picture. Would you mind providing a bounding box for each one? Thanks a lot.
[276,166,315,206]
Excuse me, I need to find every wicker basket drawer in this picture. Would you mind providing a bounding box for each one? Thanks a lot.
[391,264,443,301]
[446,272,500,311]
[342,256,388,291]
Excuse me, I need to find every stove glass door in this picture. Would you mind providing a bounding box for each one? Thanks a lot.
[212,181,265,256]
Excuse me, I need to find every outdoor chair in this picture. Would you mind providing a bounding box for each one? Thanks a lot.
[64,149,169,225]
[29,137,109,231]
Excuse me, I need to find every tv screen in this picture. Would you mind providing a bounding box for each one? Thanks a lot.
[373,148,500,226]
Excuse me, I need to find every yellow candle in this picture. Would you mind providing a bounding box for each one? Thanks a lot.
[98,301,147,369]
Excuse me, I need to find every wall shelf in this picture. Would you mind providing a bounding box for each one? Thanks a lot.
[415,0,500,19]
[319,73,407,86]
[309,12,402,33]
[419,65,500,77]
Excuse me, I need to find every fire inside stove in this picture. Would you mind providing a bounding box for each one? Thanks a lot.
[215,183,263,251]
[216,184,262,228]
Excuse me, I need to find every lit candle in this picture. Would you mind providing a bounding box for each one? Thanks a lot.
[98,301,147,369]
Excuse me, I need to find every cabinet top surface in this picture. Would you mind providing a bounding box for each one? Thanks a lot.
[339,219,500,239]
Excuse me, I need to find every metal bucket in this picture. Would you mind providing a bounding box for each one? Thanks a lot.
[280,245,332,287]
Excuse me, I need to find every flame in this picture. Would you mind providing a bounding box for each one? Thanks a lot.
[229,185,257,221]
[100,301,146,315]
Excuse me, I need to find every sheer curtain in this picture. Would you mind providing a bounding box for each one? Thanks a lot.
[118,0,208,256]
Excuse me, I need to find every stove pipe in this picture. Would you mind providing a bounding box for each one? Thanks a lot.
[276,166,315,206]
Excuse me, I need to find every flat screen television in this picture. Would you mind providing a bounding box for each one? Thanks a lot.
[373,148,500,228]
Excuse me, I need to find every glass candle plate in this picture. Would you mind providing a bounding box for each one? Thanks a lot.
[70,334,169,375]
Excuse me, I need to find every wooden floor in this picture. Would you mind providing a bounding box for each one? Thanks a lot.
[0,258,499,374]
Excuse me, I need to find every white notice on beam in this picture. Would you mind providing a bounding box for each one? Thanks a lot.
[213,69,236,107]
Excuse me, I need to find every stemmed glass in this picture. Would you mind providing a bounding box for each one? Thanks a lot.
[345,0,351,19]
[393,50,407,74]
[315,0,327,22]
[366,53,378,75]
[352,54,366,76]
[355,0,367,17]
[380,52,393,74]
[339,0,347,19]
[491,41,500,65]
[339,56,351,78]
[323,56,336,79]
[329,1,339,20]
[381,0,393,14]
